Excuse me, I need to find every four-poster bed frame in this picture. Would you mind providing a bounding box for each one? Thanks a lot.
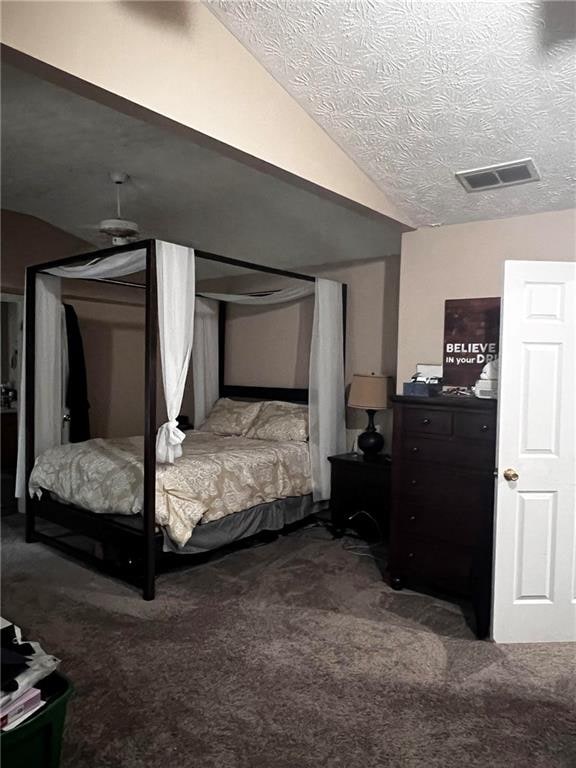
[24,239,346,600]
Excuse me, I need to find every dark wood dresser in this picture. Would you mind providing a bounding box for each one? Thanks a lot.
[389,395,497,638]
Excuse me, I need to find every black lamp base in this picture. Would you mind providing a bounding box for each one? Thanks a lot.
[357,409,384,459]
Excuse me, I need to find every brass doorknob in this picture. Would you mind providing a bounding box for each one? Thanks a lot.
[503,468,519,482]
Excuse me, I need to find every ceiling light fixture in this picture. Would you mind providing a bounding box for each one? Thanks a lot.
[98,172,140,244]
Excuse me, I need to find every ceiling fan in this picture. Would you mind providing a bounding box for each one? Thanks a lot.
[95,172,140,245]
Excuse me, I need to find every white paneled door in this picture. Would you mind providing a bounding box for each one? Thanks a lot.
[492,260,576,643]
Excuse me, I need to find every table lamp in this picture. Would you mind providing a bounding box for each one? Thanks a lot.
[348,373,390,458]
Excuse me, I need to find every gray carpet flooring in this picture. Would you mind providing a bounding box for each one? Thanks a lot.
[2,515,575,768]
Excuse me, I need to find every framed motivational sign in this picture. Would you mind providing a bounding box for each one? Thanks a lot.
[443,297,501,387]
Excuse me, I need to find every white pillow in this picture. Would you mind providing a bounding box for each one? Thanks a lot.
[245,401,308,442]
[198,398,262,436]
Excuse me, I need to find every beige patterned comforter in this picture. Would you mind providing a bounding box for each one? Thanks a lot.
[29,432,311,547]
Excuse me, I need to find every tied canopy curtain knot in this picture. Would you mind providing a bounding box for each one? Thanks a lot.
[156,420,186,465]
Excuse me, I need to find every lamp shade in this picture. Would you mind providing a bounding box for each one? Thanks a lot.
[348,373,390,410]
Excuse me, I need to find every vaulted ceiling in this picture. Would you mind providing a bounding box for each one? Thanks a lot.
[209,0,576,226]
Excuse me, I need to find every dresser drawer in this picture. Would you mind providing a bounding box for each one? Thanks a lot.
[454,411,497,442]
[393,536,474,595]
[395,498,490,547]
[399,462,490,502]
[402,437,495,470]
[404,408,452,436]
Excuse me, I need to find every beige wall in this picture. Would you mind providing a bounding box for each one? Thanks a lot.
[221,295,314,390]
[0,209,188,437]
[397,208,576,390]
[200,257,399,387]
[68,297,145,437]
[1,209,138,304]
[1,209,91,293]
[2,1,409,226]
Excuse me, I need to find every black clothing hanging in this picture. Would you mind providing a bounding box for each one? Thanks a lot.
[64,304,90,442]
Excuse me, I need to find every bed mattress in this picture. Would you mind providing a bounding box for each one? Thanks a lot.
[29,432,311,547]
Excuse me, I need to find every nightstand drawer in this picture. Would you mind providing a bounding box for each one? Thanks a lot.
[402,437,495,469]
[331,462,386,490]
[454,411,497,441]
[404,408,452,436]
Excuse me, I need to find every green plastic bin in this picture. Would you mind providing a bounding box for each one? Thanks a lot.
[1,672,73,768]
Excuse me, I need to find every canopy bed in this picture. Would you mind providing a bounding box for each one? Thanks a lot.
[17,240,347,599]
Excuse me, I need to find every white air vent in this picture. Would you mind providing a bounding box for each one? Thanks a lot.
[456,158,540,192]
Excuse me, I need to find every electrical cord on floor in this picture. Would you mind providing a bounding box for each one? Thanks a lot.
[339,510,388,565]
[288,510,388,566]
[346,509,385,541]
[342,545,387,565]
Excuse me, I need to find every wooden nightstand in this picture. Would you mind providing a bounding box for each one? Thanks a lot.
[328,453,391,539]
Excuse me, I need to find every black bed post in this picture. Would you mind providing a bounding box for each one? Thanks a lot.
[218,302,226,398]
[24,267,37,543]
[341,283,348,363]
[143,241,158,600]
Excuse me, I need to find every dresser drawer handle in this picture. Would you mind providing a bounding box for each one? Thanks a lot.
[480,424,489,432]
[410,446,420,453]
[409,515,416,522]
[408,552,415,559]
[421,418,431,425]
[410,479,417,486]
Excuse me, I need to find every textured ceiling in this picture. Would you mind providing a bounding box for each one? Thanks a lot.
[208,0,576,226]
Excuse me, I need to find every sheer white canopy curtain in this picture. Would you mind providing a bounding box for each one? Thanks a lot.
[17,240,345,502]
[16,242,195,496]
[194,278,346,501]
[155,244,195,463]
[15,274,63,498]
[192,297,219,429]
[309,279,347,500]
